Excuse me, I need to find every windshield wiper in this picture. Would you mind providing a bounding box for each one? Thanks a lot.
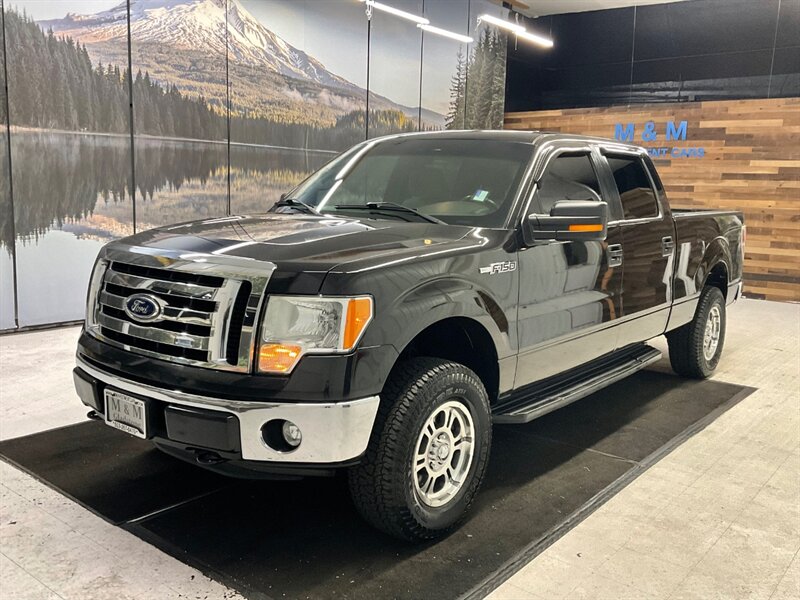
[272,197,322,216]
[334,202,446,225]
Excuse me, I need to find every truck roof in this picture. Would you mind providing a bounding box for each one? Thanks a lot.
[378,129,645,153]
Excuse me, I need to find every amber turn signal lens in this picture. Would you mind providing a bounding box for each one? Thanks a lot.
[568,223,603,232]
[343,297,373,349]
[258,343,302,373]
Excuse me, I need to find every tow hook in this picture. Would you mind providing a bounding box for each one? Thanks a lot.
[195,451,227,465]
[86,410,102,421]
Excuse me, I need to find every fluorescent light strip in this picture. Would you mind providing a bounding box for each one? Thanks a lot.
[516,29,554,48]
[417,23,473,44]
[478,13,554,48]
[477,13,524,33]
[362,0,429,25]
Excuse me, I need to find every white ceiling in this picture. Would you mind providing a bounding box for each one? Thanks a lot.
[516,0,690,18]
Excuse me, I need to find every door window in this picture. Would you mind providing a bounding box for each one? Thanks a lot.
[606,156,659,220]
[536,153,602,214]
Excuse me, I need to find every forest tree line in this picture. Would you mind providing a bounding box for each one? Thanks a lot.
[446,28,508,130]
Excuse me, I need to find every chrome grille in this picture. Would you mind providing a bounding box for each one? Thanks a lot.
[86,245,274,372]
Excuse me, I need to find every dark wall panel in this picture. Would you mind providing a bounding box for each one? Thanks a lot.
[630,50,774,103]
[776,0,800,48]
[507,0,800,111]
[546,8,634,67]
[633,0,779,60]
[771,46,800,97]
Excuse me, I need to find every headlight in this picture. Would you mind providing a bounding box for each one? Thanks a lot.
[85,259,108,331]
[257,295,373,374]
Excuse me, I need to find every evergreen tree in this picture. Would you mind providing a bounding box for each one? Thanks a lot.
[446,47,467,130]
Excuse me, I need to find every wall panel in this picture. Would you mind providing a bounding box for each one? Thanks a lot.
[367,0,423,137]
[5,0,134,326]
[0,0,508,330]
[420,0,469,130]
[129,0,229,228]
[507,0,799,110]
[0,7,15,330]
[465,0,508,129]
[504,97,800,301]
[228,0,365,215]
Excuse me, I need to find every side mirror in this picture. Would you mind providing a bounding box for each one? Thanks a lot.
[523,200,608,244]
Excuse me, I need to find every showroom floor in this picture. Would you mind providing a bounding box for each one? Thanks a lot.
[0,298,797,600]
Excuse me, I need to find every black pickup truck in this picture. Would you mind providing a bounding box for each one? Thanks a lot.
[74,131,744,541]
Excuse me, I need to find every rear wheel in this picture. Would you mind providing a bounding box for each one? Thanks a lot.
[667,285,726,378]
[348,357,491,541]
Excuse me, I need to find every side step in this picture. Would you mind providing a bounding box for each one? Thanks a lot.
[493,345,662,424]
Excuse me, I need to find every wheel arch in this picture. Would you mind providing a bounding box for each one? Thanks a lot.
[705,260,729,300]
[392,316,501,404]
[698,237,730,300]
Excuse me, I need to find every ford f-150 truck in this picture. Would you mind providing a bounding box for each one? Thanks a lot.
[74,131,744,541]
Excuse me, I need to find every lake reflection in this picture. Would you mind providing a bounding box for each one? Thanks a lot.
[230,144,332,215]
[6,130,336,326]
[1,131,13,330]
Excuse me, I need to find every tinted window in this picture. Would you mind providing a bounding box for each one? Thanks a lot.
[536,153,602,214]
[607,156,659,219]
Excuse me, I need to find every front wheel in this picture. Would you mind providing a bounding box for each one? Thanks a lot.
[667,285,726,378]
[348,357,492,541]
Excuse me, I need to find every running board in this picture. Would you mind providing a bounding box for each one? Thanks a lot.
[493,345,662,424]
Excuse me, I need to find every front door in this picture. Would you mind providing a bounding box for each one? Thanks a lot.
[515,148,624,388]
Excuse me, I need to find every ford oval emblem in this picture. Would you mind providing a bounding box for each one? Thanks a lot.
[124,293,163,323]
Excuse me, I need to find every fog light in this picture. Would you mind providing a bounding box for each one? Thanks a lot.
[282,421,302,447]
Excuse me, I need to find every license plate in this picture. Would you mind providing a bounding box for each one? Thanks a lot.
[104,389,148,439]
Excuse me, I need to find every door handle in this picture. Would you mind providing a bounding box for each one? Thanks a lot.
[607,243,623,267]
[662,236,675,257]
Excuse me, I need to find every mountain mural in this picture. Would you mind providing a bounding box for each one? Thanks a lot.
[40,0,444,128]
[2,0,508,329]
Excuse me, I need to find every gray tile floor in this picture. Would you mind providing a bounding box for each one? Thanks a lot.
[1,298,798,599]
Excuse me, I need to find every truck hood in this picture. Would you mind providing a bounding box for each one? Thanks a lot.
[124,214,481,272]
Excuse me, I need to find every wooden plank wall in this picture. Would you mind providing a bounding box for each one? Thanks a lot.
[505,97,800,302]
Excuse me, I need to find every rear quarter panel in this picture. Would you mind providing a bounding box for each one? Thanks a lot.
[668,210,744,330]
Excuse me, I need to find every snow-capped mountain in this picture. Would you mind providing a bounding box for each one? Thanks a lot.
[42,0,354,91]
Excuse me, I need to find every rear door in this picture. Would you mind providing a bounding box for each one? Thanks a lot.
[600,150,676,346]
[514,144,624,387]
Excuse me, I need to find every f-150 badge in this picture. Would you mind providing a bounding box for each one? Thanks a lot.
[479,261,517,275]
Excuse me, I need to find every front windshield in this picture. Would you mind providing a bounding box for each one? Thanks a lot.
[287,138,532,227]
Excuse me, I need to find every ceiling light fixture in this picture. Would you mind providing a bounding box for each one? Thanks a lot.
[417,23,473,44]
[477,13,553,48]
[361,0,429,25]
[477,13,524,33]
[516,29,554,48]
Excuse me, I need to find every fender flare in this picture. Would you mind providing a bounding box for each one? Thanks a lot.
[697,237,730,292]
[366,276,512,361]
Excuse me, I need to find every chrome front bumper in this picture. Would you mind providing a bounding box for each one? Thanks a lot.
[75,356,380,464]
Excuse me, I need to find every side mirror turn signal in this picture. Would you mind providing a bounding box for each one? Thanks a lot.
[524,200,608,244]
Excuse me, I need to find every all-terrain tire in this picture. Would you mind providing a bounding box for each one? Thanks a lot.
[667,285,726,379]
[348,357,492,541]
